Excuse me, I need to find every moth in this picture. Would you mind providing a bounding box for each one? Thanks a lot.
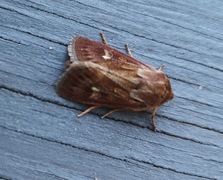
[57,33,174,131]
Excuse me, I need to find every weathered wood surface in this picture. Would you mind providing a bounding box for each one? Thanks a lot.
[0,0,223,179]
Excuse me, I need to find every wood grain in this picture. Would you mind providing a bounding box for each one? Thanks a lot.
[0,0,223,179]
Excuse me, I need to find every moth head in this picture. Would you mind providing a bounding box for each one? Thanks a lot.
[137,68,174,107]
[156,66,174,105]
[160,76,174,105]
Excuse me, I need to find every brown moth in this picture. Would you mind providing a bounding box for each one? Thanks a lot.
[57,33,174,131]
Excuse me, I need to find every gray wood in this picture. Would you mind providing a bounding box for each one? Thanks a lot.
[0,0,223,179]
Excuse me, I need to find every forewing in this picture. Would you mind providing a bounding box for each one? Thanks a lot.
[68,36,156,71]
[57,61,149,110]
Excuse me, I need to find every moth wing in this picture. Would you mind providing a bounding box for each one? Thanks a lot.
[60,36,173,110]
[57,61,149,110]
[68,36,110,62]
[68,36,156,71]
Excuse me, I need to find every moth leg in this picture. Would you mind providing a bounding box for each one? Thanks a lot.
[151,108,158,132]
[78,105,100,117]
[125,44,133,57]
[100,32,108,45]
[101,109,123,119]
[158,64,165,71]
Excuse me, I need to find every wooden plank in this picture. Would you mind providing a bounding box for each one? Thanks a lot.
[0,0,223,179]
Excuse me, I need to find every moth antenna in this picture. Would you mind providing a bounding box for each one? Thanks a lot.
[151,108,158,132]
[78,106,100,117]
[101,109,123,119]
[125,44,133,57]
[158,64,165,71]
[100,32,108,45]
